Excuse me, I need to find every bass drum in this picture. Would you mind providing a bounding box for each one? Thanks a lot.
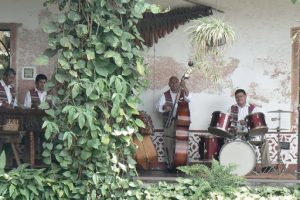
[219,140,256,176]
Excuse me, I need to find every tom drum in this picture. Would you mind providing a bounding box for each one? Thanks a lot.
[208,111,233,138]
[245,112,268,136]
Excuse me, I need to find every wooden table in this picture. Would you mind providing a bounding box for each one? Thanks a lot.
[0,108,45,167]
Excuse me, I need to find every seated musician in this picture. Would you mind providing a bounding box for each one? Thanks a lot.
[229,89,272,172]
[23,74,47,109]
[156,76,191,170]
[0,68,18,108]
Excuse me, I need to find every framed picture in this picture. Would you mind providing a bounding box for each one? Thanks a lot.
[22,67,36,80]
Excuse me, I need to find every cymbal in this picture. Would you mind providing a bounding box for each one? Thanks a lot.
[268,109,292,113]
[269,128,289,131]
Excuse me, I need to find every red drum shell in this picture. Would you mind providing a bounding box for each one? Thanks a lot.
[208,111,233,138]
[245,112,268,136]
[199,135,224,160]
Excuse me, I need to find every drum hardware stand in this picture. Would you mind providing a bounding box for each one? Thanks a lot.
[273,112,287,175]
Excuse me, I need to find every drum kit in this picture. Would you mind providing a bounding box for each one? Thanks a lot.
[204,109,292,176]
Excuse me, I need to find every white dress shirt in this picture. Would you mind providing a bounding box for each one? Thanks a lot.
[24,88,47,108]
[157,90,191,117]
[0,80,17,107]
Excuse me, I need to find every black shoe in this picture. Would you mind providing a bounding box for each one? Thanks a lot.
[166,168,177,173]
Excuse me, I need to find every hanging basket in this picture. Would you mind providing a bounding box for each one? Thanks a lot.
[186,16,235,54]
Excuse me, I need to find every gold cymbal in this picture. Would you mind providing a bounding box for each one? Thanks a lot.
[268,109,292,113]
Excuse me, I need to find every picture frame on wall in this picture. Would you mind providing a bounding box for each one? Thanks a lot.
[22,66,36,80]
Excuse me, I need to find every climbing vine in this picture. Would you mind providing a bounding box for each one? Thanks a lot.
[39,0,159,199]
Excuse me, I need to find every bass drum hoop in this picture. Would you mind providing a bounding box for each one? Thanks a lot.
[219,139,256,176]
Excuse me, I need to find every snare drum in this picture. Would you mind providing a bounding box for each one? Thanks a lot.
[245,112,268,136]
[219,140,256,176]
[208,111,233,138]
[199,135,224,160]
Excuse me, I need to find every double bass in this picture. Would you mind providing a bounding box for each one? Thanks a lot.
[165,62,193,168]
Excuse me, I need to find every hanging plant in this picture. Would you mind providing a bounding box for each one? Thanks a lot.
[187,16,235,55]
[186,16,235,81]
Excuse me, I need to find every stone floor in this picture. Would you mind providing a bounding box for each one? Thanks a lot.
[135,170,300,187]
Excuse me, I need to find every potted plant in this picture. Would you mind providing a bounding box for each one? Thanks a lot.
[186,16,235,79]
[187,16,235,55]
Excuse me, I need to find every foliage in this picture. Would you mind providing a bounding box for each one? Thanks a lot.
[145,161,300,200]
[38,0,159,198]
[178,160,245,189]
[1,0,159,199]
[0,31,10,75]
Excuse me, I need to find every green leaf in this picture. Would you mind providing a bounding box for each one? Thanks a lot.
[136,60,145,75]
[135,118,145,128]
[80,150,92,160]
[87,139,100,149]
[68,11,81,21]
[55,73,66,83]
[56,13,66,23]
[0,151,6,172]
[78,114,85,129]
[104,51,123,67]
[39,101,50,110]
[115,78,122,93]
[43,48,58,58]
[60,37,72,49]
[9,185,15,197]
[69,70,78,77]
[93,59,118,77]
[58,57,71,69]
[150,4,161,14]
[112,26,123,36]
[43,22,58,33]
[76,24,88,37]
[86,49,95,60]
[45,109,55,118]
[72,83,81,98]
[95,43,105,54]
[101,135,110,145]
[35,55,49,65]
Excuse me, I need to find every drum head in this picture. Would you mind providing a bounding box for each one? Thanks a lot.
[208,127,234,138]
[249,127,268,136]
[219,140,256,176]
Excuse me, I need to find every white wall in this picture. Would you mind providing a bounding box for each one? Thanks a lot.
[142,0,300,130]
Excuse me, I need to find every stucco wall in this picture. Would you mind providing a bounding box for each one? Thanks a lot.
[142,0,300,131]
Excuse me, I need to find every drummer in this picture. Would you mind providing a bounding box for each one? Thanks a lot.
[228,89,272,172]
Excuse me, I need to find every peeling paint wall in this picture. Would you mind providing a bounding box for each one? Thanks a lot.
[0,0,57,105]
[142,0,300,131]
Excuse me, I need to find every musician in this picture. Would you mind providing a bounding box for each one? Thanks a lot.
[24,74,47,109]
[157,76,191,169]
[0,68,17,108]
[229,89,272,172]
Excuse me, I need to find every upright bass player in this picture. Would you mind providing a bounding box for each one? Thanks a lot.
[156,71,192,171]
